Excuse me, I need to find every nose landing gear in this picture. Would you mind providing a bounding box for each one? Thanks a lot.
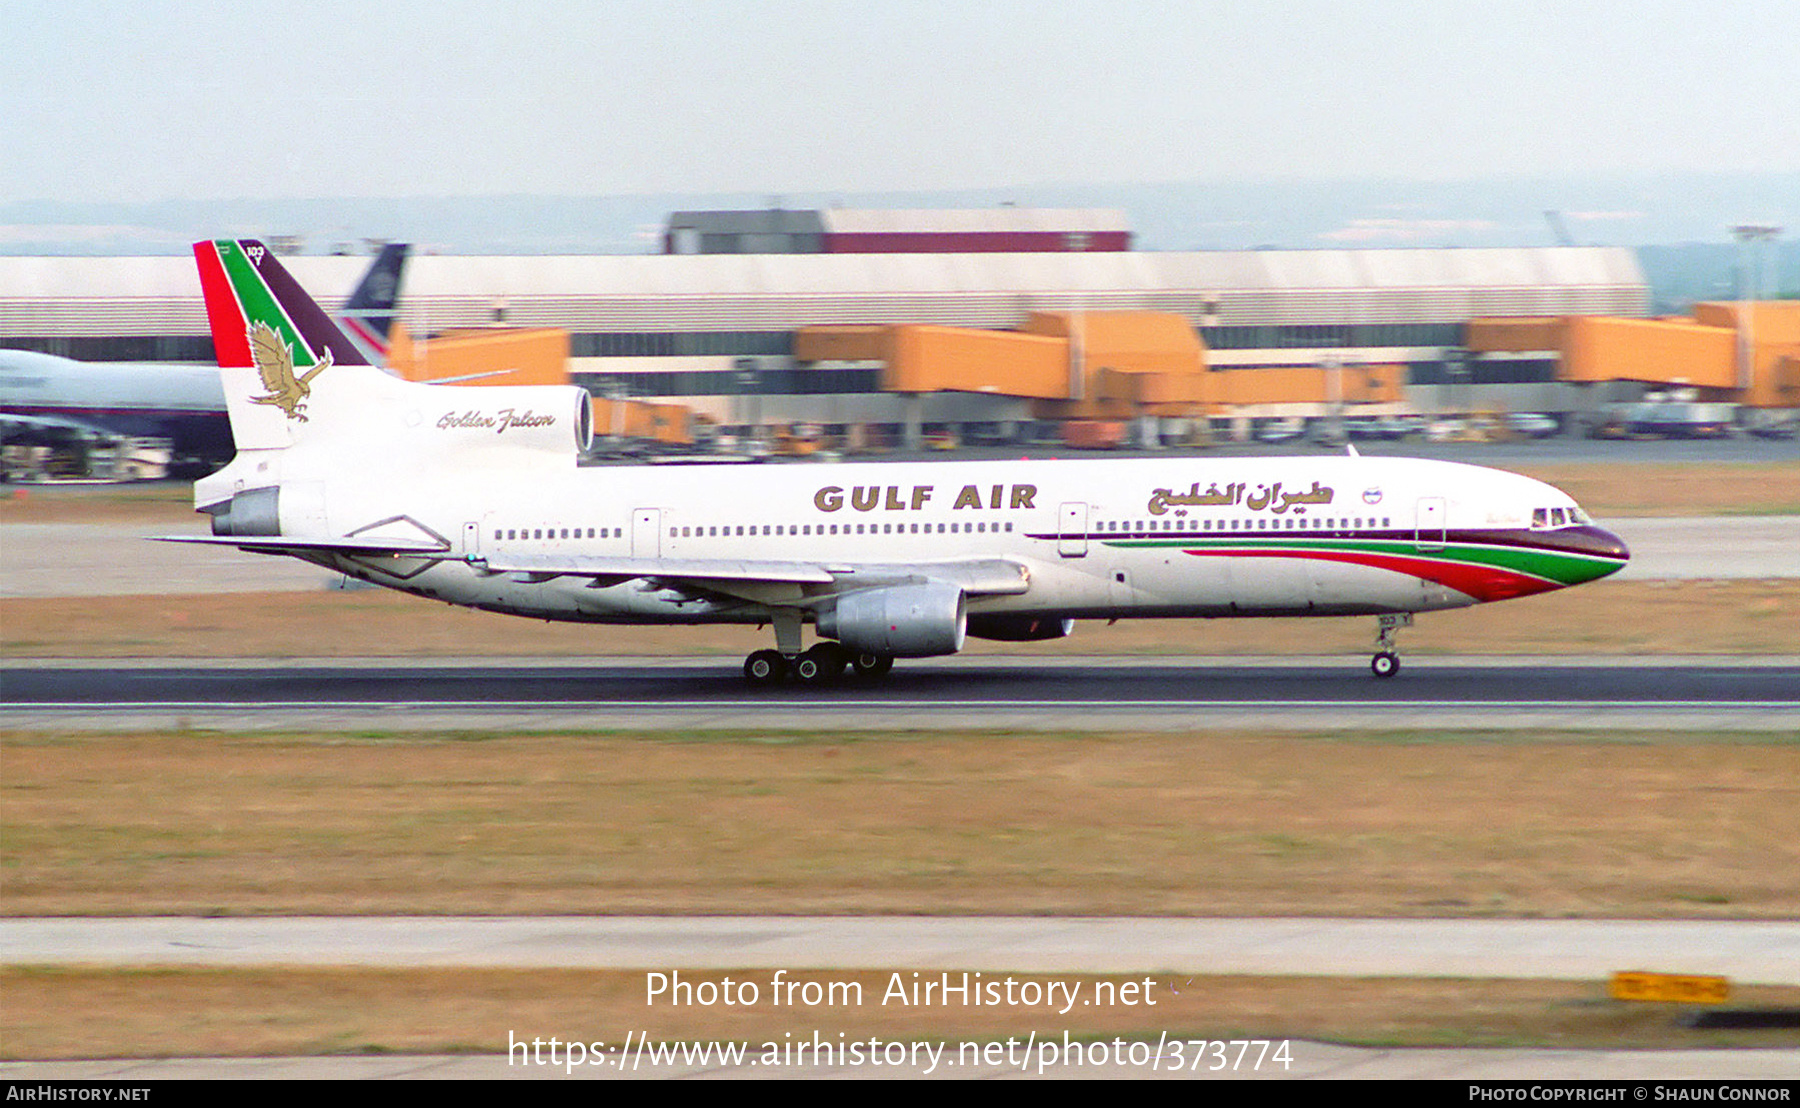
[1370,613,1412,679]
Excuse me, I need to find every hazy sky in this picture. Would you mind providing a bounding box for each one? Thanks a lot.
[5,0,1798,204]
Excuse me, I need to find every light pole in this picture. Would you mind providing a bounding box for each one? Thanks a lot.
[1731,225,1781,396]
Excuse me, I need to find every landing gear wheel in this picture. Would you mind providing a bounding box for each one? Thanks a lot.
[1369,613,1412,680]
[794,643,848,685]
[850,652,894,679]
[744,649,788,686]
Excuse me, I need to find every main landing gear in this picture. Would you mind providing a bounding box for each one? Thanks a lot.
[742,643,894,687]
[743,611,893,687]
[1370,612,1412,679]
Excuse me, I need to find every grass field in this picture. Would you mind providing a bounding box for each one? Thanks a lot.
[7,729,1795,919]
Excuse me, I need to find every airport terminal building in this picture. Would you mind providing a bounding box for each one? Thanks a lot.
[2,208,1657,442]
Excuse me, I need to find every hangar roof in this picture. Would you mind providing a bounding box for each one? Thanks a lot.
[0,247,1646,337]
[819,209,1131,234]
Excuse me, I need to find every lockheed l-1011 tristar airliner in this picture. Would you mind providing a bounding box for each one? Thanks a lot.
[164,240,1630,684]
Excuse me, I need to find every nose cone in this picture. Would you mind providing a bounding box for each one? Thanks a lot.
[1559,524,1630,582]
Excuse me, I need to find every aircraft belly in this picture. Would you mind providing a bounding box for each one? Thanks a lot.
[1304,558,1415,609]
[1303,558,1475,613]
[565,578,773,623]
[1115,553,1471,617]
[451,569,736,624]
[1119,552,1308,613]
[1007,559,1116,613]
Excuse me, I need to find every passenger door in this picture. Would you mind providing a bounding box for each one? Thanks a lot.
[1057,501,1088,558]
[632,508,661,558]
[1415,497,1447,551]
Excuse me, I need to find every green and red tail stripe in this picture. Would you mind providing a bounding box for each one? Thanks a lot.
[193,240,372,369]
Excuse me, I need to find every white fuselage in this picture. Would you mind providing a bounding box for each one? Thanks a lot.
[0,350,225,415]
[238,450,1590,627]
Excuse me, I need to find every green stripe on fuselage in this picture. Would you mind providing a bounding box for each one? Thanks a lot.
[213,241,317,367]
[1103,535,1618,587]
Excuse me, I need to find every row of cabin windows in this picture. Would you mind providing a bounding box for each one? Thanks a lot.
[671,521,1015,538]
[495,517,1423,542]
[1101,516,1392,533]
[501,527,622,541]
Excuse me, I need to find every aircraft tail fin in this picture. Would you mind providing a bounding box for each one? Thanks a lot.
[337,242,409,365]
[194,239,388,450]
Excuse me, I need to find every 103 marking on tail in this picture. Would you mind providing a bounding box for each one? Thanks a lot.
[164,240,1629,683]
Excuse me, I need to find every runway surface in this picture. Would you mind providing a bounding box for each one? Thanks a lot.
[5,656,1797,731]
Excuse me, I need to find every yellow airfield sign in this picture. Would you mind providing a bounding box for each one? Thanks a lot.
[1610,971,1731,1004]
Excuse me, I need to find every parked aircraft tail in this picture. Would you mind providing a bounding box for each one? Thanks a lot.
[338,242,409,365]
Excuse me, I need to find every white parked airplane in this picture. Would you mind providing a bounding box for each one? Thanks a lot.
[165,240,1629,682]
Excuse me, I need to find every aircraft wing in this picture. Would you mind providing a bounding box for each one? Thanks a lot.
[146,540,1031,599]
[474,552,1032,600]
[153,534,450,555]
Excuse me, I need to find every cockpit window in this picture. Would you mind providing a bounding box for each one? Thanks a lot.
[1533,505,1588,529]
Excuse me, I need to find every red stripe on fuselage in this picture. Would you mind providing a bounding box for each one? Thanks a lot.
[193,242,251,368]
[1183,547,1562,603]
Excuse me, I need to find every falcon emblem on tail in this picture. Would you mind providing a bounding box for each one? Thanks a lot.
[247,320,332,421]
